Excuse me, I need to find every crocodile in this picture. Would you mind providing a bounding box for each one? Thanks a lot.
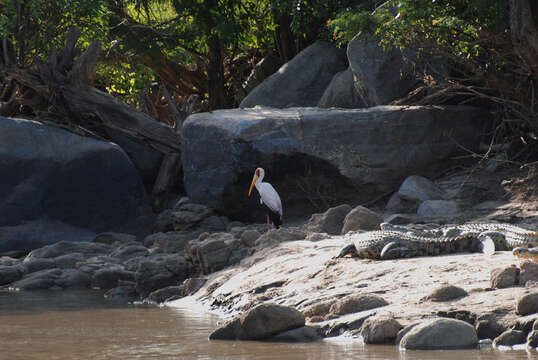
[336,223,538,260]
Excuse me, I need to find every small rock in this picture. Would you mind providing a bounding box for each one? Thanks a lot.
[329,294,388,316]
[475,315,505,340]
[493,329,526,347]
[490,265,519,289]
[240,230,261,247]
[182,277,207,296]
[144,231,194,253]
[384,213,415,225]
[399,318,478,350]
[254,228,307,248]
[10,269,62,290]
[104,285,138,301]
[478,338,493,349]
[146,286,184,303]
[398,175,445,202]
[0,257,20,266]
[56,269,91,288]
[198,216,228,232]
[519,261,538,286]
[395,323,418,345]
[54,253,86,269]
[93,232,136,245]
[185,233,248,274]
[268,326,322,342]
[424,285,468,302]
[306,204,352,235]
[511,314,538,333]
[209,303,305,341]
[527,330,538,347]
[0,265,24,286]
[25,241,111,259]
[437,310,476,325]
[109,243,149,261]
[154,209,175,232]
[385,194,418,213]
[341,206,383,234]
[21,258,56,274]
[135,254,191,297]
[91,267,135,290]
[303,302,332,318]
[173,203,213,231]
[360,317,403,344]
[516,292,538,315]
[417,200,459,217]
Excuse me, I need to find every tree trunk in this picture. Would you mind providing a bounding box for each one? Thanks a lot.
[509,0,538,77]
[271,4,295,62]
[207,35,226,110]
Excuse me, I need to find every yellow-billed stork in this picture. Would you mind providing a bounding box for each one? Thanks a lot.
[248,167,283,231]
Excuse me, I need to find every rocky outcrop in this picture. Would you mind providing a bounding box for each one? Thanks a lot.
[240,41,346,108]
[399,318,478,350]
[182,106,486,220]
[490,265,519,289]
[0,117,143,253]
[318,68,364,109]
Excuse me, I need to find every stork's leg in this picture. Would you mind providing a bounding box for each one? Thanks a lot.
[266,214,271,232]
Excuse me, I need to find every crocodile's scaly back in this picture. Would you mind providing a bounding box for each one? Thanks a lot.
[342,223,538,260]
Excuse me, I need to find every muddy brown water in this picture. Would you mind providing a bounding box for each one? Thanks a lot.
[0,290,533,360]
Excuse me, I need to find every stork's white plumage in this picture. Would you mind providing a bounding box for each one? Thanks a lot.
[248,168,283,230]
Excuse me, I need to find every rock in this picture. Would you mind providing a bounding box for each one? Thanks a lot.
[329,294,388,316]
[535,318,538,331]
[528,330,538,347]
[303,302,332,318]
[54,253,86,269]
[109,243,149,261]
[91,266,135,290]
[144,231,194,253]
[56,269,91,288]
[493,330,526,347]
[395,323,418,345]
[511,314,538,333]
[516,292,538,315]
[76,256,120,275]
[268,326,322,342]
[318,68,364,109]
[173,203,213,231]
[21,258,56,274]
[348,35,444,106]
[490,265,519,289]
[325,312,373,337]
[104,127,163,191]
[237,55,283,103]
[198,216,228,232]
[385,193,418,213]
[254,228,307,248]
[93,232,137,245]
[417,200,459,217]
[384,213,416,225]
[182,277,207,296]
[240,230,261,247]
[135,254,191,297]
[0,265,24,286]
[341,206,383,234]
[104,284,139,301]
[519,261,538,286]
[306,204,352,235]
[209,303,305,340]
[25,241,111,260]
[397,175,446,202]
[436,310,476,325]
[360,317,403,344]
[10,269,62,290]
[182,106,485,220]
[0,257,19,266]
[0,117,143,253]
[146,286,183,303]
[475,315,505,340]
[399,318,478,350]
[185,233,249,274]
[240,41,346,108]
[424,285,468,302]
[154,210,175,233]
[305,233,327,242]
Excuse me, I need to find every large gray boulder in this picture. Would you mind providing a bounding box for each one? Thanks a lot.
[0,117,144,253]
[240,41,346,108]
[182,106,486,220]
[348,35,446,106]
[318,68,364,108]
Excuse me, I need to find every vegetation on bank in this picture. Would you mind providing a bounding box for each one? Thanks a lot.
[0,0,536,159]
